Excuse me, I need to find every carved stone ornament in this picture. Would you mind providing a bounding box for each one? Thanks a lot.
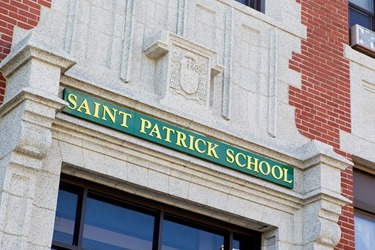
[169,49,208,103]
[144,31,223,107]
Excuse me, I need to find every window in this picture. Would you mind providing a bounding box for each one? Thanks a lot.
[354,168,375,250]
[349,0,375,30]
[52,175,261,250]
[235,0,265,12]
[355,211,375,250]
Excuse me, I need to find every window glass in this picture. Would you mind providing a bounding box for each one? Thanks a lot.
[53,189,79,245]
[82,196,155,250]
[162,218,225,250]
[235,0,263,11]
[349,8,372,29]
[52,178,261,250]
[233,233,257,249]
[354,169,375,213]
[350,0,373,12]
[235,0,249,4]
[233,240,240,250]
[355,213,375,250]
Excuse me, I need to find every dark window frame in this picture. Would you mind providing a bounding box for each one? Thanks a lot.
[52,174,261,250]
[236,0,265,13]
[354,168,375,250]
[354,208,375,249]
[349,0,375,31]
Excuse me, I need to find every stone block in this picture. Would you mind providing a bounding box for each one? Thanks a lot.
[127,163,149,187]
[28,206,56,247]
[4,195,31,235]
[168,175,189,199]
[148,169,169,193]
[33,172,60,210]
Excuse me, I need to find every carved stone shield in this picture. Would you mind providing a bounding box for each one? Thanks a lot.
[180,56,200,94]
[168,44,210,104]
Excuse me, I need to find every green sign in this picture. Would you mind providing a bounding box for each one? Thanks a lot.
[62,88,294,188]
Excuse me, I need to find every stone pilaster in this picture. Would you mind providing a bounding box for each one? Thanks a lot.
[297,140,352,249]
[0,33,75,249]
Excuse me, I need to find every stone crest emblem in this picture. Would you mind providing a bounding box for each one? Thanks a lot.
[169,50,208,103]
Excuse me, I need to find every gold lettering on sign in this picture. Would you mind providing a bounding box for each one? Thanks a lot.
[63,89,294,188]
[176,131,188,148]
[271,165,283,180]
[93,102,101,118]
[119,111,132,128]
[207,142,219,159]
[67,94,78,109]
[247,156,259,172]
[65,92,134,132]
[102,106,117,123]
[283,168,293,183]
[194,138,206,154]
[140,118,152,134]
[138,118,220,160]
[225,149,292,184]
[162,126,175,143]
[77,99,91,115]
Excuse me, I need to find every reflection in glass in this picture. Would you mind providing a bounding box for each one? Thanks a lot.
[82,196,155,250]
[53,189,79,245]
[233,233,254,250]
[235,0,249,4]
[162,218,224,250]
[350,0,373,12]
[233,240,240,250]
[349,8,372,29]
[355,213,375,250]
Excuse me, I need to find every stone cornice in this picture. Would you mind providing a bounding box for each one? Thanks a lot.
[0,33,75,78]
[0,87,67,119]
[296,140,353,171]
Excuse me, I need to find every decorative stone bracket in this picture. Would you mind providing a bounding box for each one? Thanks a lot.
[143,30,223,109]
[0,32,76,163]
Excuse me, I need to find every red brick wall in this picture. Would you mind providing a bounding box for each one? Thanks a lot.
[289,0,354,249]
[0,0,52,104]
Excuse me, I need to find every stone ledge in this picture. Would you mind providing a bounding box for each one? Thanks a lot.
[296,140,353,171]
[345,45,375,70]
[0,32,75,78]
[341,131,375,166]
[0,87,67,119]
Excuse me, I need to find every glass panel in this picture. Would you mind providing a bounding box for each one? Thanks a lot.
[354,169,375,213]
[355,213,375,250]
[233,233,256,250]
[162,219,224,250]
[349,8,372,29]
[349,0,373,12]
[235,0,249,5]
[82,196,155,250]
[53,189,79,245]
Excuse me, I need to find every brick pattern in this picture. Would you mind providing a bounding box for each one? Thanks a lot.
[0,0,52,104]
[337,167,355,249]
[289,0,354,249]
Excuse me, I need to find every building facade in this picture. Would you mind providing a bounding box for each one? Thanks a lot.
[0,0,374,249]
